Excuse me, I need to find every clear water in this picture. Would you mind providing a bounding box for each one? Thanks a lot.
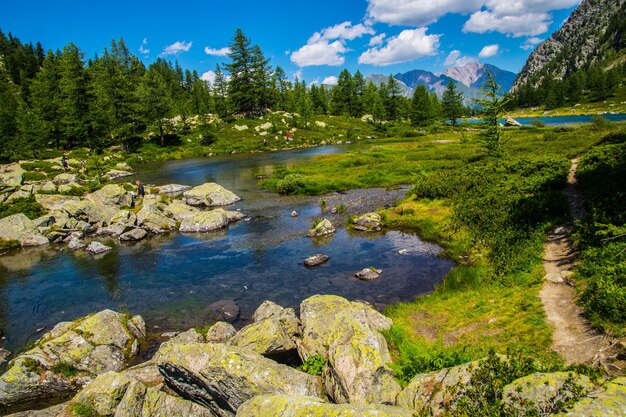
[465,113,626,125]
[0,145,453,350]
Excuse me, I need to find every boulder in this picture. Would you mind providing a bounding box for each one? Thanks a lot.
[236,395,414,417]
[304,254,329,267]
[57,183,82,194]
[230,301,300,358]
[0,348,9,368]
[6,190,31,202]
[115,162,132,171]
[155,343,323,416]
[0,169,24,188]
[563,376,626,416]
[0,214,49,247]
[504,117,522,127]
[136,204,177,234]
[156,184,192,195]
[503,372,593,414]
[204,322,237,343]
[297,295,399,405]
[95,223,129,237]
[86,184,132,207]
[119,228,147,242]
[41,181,57,192]
[64,201,118,225]
[0,310,145,411]
[206,300,240,323]
[396,360,479,416]
[4,403,65,416]
[291,210,298,217]
[307,219,335,238]
[353,213,382,232]
[34,194,80,212]
[85,241,112,254]
[179,209,229,233]
[110,210,137,228]
[160,329,204,349]
[224,210,245,222]
[356,268,382,281]
[164,202,199,222]
[183,183,241,207]
[67,237,85,251]
[52,173,81,186]
[103,170,133,180]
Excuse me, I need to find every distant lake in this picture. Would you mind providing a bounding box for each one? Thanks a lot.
[465,113,626,125]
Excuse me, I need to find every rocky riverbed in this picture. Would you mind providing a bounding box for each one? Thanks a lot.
[0,296,623,416]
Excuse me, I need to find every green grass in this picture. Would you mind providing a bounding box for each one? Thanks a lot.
[51,362,78,378]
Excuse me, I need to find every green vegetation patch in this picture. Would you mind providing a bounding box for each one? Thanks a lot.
[0,196,47,220]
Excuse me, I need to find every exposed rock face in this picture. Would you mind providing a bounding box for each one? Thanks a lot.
[85,241,112,254]
[34,195,80,212]
[156,184,192,195]
[297,295,399,405]
[155,343,323,416]
[513,0,626,90]
[64,201,118,225]
[85,184,132,207]
[563,376,626,416]
[236,395,414,417]
[204,322,237,344]
[136,204,177,234]
[119,228,148,242]
[67,237,85,250]
[304,254,329,267]
[396,361,479,416]
[103,170,133,180]
[179,209,229,232]
[503,372,593,414]
[165,201,199,222]
[504,117,522,127]
[52,173,80,186]
[356,268,382,281]
[183,183,241,207]
[0,310,145,411]
[0,169,24,189]
[307,219,335,238]
[0,214,49,247]
[160,329,205,349]
[0,349,9,368]
[230,301,301,358]
[353,213,382,232]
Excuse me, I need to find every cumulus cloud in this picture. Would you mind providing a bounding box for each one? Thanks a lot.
[366,0,483,26]
[204,47,230,56]
[359,28,440,66]
[139,38,150,55]
[161,41,192,56]
[200,70,216,85]
[319,21,375,41]
[322,76,339,85]
[521,37,543,50]
[444,50,476,67]
[368,33,386,46]
[478,44,499,58]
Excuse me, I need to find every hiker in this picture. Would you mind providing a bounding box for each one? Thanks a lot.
[61,154,70,172]
[80,160,86,173]
[136,180,145,198]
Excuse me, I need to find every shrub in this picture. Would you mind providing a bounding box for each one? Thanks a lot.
[51,362,78,377]
[23,171,47,181]
[531,119,545,128]
[554,125,575,133]
[0,197,46,220]
[277,174,307,195]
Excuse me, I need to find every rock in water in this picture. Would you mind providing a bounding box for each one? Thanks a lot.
[85,241,112,254]
[136,204,177,234]
[0,310,145,411]
[304,254,329,267]
[353,212,382,232]
[0,213,49,247]
[156,184,192,195]
[356,268,382,281]
[237,395,414,417]
[307,219,335,237]
[119,228,147,242]
[67,237,86,250]
[155,343,323,416]
[504,117,522,127]
[206,300,240,323]
[183,183,241,207]
[165,201,199,222]
[291,210,298,217]
[179,209,229,232]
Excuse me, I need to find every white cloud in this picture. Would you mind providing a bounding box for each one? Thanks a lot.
[204,47,230,56]
[291,39,349,67]
[521,37,542,50]
[368,33,386,46]
[294,69,304,80]
[359,28,440,66]
[366,0,484,26]
[161,41,192,56]
[319,21,375,41]
[139,38,150,55]
[322,76,339,85]
[200,70,216,85]
[478,44,499,58]
[444,50,476,67]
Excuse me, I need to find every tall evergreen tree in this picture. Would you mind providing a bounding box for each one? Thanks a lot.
[225,29,256,116]
[30,50,63,149]
[410,85,433,126]
[385,75,402,121]
[58,43,90,148]
[474,70,509,156]
[212,64,229,116]
[139,66,172,146]
[331,69,355,116]
[441,80,464,126]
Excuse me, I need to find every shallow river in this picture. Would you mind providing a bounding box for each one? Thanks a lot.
[0,145,453,350]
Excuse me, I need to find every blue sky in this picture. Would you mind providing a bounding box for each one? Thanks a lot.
[1,0,580,84]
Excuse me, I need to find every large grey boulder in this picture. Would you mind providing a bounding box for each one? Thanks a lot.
[136,204,177,234]
[34,194,80,212]
[119,228,147,242]
[236,395,414,417]
[52,173,81,186]
[0,168,24,188]
[183,183,241,207]
[64,201,118,225]
[504,117,523,127]
[0,310,145,411]
[179,209,244,233]
[157,184,192,195]
[204,322,237,343]
[307,219,335,238]
[110,209,137,228]
[85,184,132,207]
[353,213,382,232]
[155,343,323,416]
[0,214,49,247]
[229,301,301,358]
[165,201,199,222]
[297,295,399,405]
[85,241,112,254]
[103,170,133,181]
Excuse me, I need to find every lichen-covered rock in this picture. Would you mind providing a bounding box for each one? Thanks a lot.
[34,194,80,212]
[67,238,85,250]
[304,254,329,267]
[179,209,229,233]
[204,322,237,343]
[356,268,382,281]
[85,241,112,254]
[155,343,323,416]
[57,183,82,194]
[183,183,241,207]
[396,360,479,416]
[236,395,414,417]
[0,214,49,247]
[156,184,192,195]
[119,228,147,242]
[4,403,65,416]
[307,219,335,238]
[52,173,81,186]
[0,310,145,411]
[0,169,24,188]
[297,295,399,405]
[0,348,10,368]
[64,201,118,225]
[110,210,137,228]
[562,376,626,417]
[86,184,132,207]
[103,170,133,180]
[136,204,176,233]
[160,329,204,349]
[353,213,382,232]
[41,181,57,192]
[503,372,593,414]
[230,301,300,358]
[165,201,199,222]
[95,222,129,237]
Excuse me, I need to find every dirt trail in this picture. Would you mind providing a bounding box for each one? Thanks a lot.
[539,159,615,367]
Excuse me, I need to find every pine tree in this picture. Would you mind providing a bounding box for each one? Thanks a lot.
[410,85,433,126]
[371,91,386,124]
[225,29,256,116]
[58,43,90,148]
[331,69,355,116]
[250,45,271,115]
[139,66,172,146]
[212,64,229,117]
[30,50,63,149]
[474,70,509,157]
[0,62,19,160]
[441,80,464,126]
[352,70,366,117]
[385,75,402,121]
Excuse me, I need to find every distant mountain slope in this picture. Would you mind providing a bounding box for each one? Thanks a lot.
[364,74,414,97]
[513,0,626,90]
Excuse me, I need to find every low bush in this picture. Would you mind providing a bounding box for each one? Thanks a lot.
[0,197,46,220]
[276,174,308,195]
